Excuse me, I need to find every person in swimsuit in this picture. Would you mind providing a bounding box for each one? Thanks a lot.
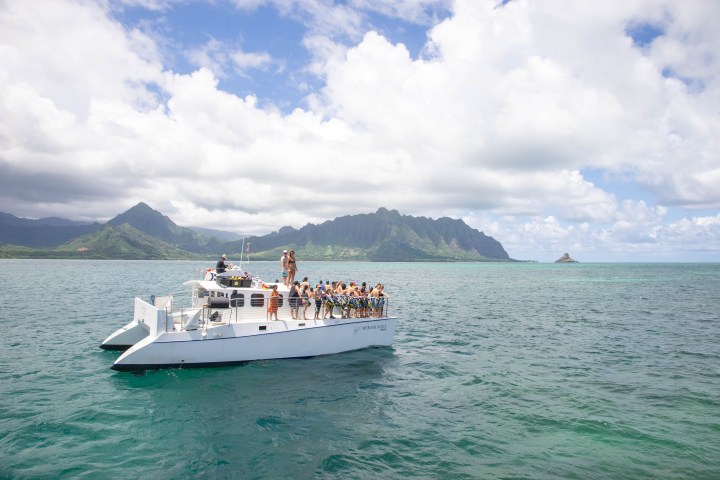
[301,284,311,320]
[287,250,298,286]
[323,282,335,319]
[313,284,322,319]
[370,283,382,317]
[288,280,300,320]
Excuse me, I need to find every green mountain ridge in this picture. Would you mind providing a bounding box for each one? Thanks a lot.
[231,208,510,261]
[106,202,223,253]
[59,224,201,259]
[0,204,513,261]
[0,211,102,248]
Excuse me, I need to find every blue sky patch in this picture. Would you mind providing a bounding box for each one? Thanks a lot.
[114,3,312,110]
[625,22,664,47]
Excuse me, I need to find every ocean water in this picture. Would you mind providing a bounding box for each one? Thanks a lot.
[0,260,719,479]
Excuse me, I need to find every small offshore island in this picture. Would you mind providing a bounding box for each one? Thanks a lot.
[555,253,579,263]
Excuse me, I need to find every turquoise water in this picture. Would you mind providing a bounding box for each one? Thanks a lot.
[1,260,719,479]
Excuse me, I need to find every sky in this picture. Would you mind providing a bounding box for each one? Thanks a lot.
[1,0,719,262]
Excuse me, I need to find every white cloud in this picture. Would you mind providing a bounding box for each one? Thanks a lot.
[231,50,275,71]
[113,0,179,10]
[0,1,162,118]
[232,0,366,39]
[0,0,718,260]
[663,213,720,250]
[186,39,231,78]
[186,39,277,79]
[350,0,450,23]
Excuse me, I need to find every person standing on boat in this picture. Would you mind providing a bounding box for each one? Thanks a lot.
[301,284,311,320]
[288,281,300,319]
[323,282,336,319]
[268,285,279,321]
[370,283,383,317]
[280,250,289,286]
[287,250,298,286]
[216,254,228,274]
[358,283,369,318]
[375,284,387,317]
[313,283,323,319]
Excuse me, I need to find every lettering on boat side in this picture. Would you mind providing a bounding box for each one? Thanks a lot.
[353,324,387,335]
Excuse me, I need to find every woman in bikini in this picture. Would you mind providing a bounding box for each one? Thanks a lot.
[287,250,297,286]
[301,284,311,320]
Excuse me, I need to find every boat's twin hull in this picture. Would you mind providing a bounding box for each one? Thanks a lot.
[99,320,149,351]
[111,317,397,371]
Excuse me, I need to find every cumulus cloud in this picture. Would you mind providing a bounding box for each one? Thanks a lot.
[0,0,718,260]
[186,39,277,79]
[232,0,366,40]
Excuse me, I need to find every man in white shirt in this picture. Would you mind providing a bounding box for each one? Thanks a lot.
[280,250,289,286]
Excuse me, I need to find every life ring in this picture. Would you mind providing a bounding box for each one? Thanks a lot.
[203,268,215,281]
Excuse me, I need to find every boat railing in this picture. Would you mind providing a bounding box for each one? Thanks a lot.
[315,295,389,318]
[141,290,192,311]
[199,294,391,324]
[162,292,391,331]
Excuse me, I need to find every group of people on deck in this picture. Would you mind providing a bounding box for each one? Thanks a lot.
[275,250,387,321]
[276,279,387,321]
[216,251,388,322]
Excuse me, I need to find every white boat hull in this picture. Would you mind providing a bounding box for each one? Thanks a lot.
[103,269,397,371]
[111,316,397,371]
[99,319,149,350]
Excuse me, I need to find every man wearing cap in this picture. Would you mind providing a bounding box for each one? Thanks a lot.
[280,250,289,286]
[216,254,228,274]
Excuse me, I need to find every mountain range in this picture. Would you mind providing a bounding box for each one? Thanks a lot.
[0,203,512,261]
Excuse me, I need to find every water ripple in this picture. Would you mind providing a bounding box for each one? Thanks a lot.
[1,261,719,478]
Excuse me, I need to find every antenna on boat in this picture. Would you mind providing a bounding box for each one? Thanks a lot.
[239,235,249,269]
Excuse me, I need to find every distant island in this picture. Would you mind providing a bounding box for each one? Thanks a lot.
[0,203,516,262]
[555,253,578,263]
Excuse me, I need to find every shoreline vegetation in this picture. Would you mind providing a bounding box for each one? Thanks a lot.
[0,248,525,262]
[0,203,519,262]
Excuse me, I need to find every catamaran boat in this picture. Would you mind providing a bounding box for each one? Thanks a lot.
[101,267,397,371]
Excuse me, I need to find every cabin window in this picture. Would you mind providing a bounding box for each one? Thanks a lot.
[250,293,265,307]
[277,294,284,307]
[230,293,245,307]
